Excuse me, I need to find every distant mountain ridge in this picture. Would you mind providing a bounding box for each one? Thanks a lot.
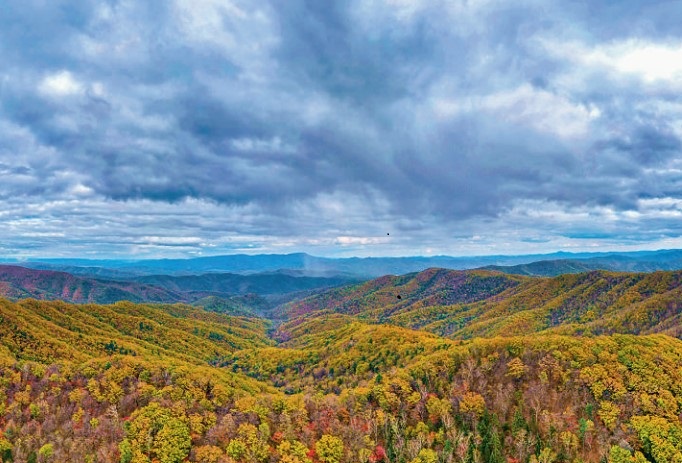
[482,250,682,276]
[135,272,354,295]
[0,265,355,306]
[10,248,682,278]
[481,259,599,276]
[0,265,183,303]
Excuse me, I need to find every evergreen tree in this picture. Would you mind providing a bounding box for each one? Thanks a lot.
[478,412,504,463]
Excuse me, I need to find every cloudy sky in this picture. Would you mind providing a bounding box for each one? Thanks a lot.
[1,0,682,258]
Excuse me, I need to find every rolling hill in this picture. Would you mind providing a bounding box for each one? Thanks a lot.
[277,268,523,320]
[0,298,273,364]
[191,294,273,318]
[0,265,356,307]
[279,268,682,340]
[0,265,184,303]
[482,250,682,276]
[136,272,355,296]
[481,259,599,276]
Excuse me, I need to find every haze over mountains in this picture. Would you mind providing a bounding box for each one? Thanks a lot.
[7,248,682,279]
[4,249,682,312]
[0,265,356,307]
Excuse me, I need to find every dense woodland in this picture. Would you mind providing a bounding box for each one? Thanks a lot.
[2,269,682,462]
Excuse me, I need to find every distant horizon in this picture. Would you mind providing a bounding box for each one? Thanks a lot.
[2,246,682,263]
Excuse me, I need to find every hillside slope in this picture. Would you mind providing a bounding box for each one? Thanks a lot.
[136,272,355,296]
[0,265,184,303]
[279,268,523,321]
[2,292,682,462]
[281,268,682,340]
[4,268,682,462]
[0,298,278,461]
[482,259,599,276]
[0,265,356,307]
[231,313,682,463]
[0,298,273,364]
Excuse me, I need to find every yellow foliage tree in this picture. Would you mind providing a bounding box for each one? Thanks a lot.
[459,392,486,417]
[315,435,344,463]
[506,358,527,380]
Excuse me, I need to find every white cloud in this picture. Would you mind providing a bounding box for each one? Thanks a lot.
[433,84,600,139]
[38,71,83,97]
[539,37,682,85]
[140,236,205,245]
[69,184,94,197]
[334,236,385,246]
[175,0,245,47]
[173,0,277,75]
[90,82,106,97]
[482,85,600,139]
[231,137,296,154]
[603,42,682,82]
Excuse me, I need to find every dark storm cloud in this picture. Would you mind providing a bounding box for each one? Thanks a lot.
[1,0,682,256]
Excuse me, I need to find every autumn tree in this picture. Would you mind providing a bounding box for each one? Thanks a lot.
[315,435,344,463]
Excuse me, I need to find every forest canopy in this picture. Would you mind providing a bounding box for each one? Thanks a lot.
[2,269,682,462]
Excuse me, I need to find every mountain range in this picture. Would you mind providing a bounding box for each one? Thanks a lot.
[0,264,356,307]
[11,248,682,278]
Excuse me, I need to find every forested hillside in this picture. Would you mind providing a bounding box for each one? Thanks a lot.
[136,272,354,297]
[0,265,184,304]
[0,265,353,308]
[282,269,682,339]
[2,268,682,462]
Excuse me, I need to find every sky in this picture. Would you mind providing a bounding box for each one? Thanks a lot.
[1,0,682,259]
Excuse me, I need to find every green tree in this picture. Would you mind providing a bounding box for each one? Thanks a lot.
[315,435,344,463]
[631,415,682,462]
[119,439,133,463]
[477,412,504,463]
[125,403,191,463]
[226,424,269,463]
[0,438,12,463]
[608,445,648,463]
[412,448,438,463]
[598,401,621,432]
[464,438,475,463]
[38,444,54,462]
[530,448,556,463]
[155,417,191,463]
[278,440,312,463]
